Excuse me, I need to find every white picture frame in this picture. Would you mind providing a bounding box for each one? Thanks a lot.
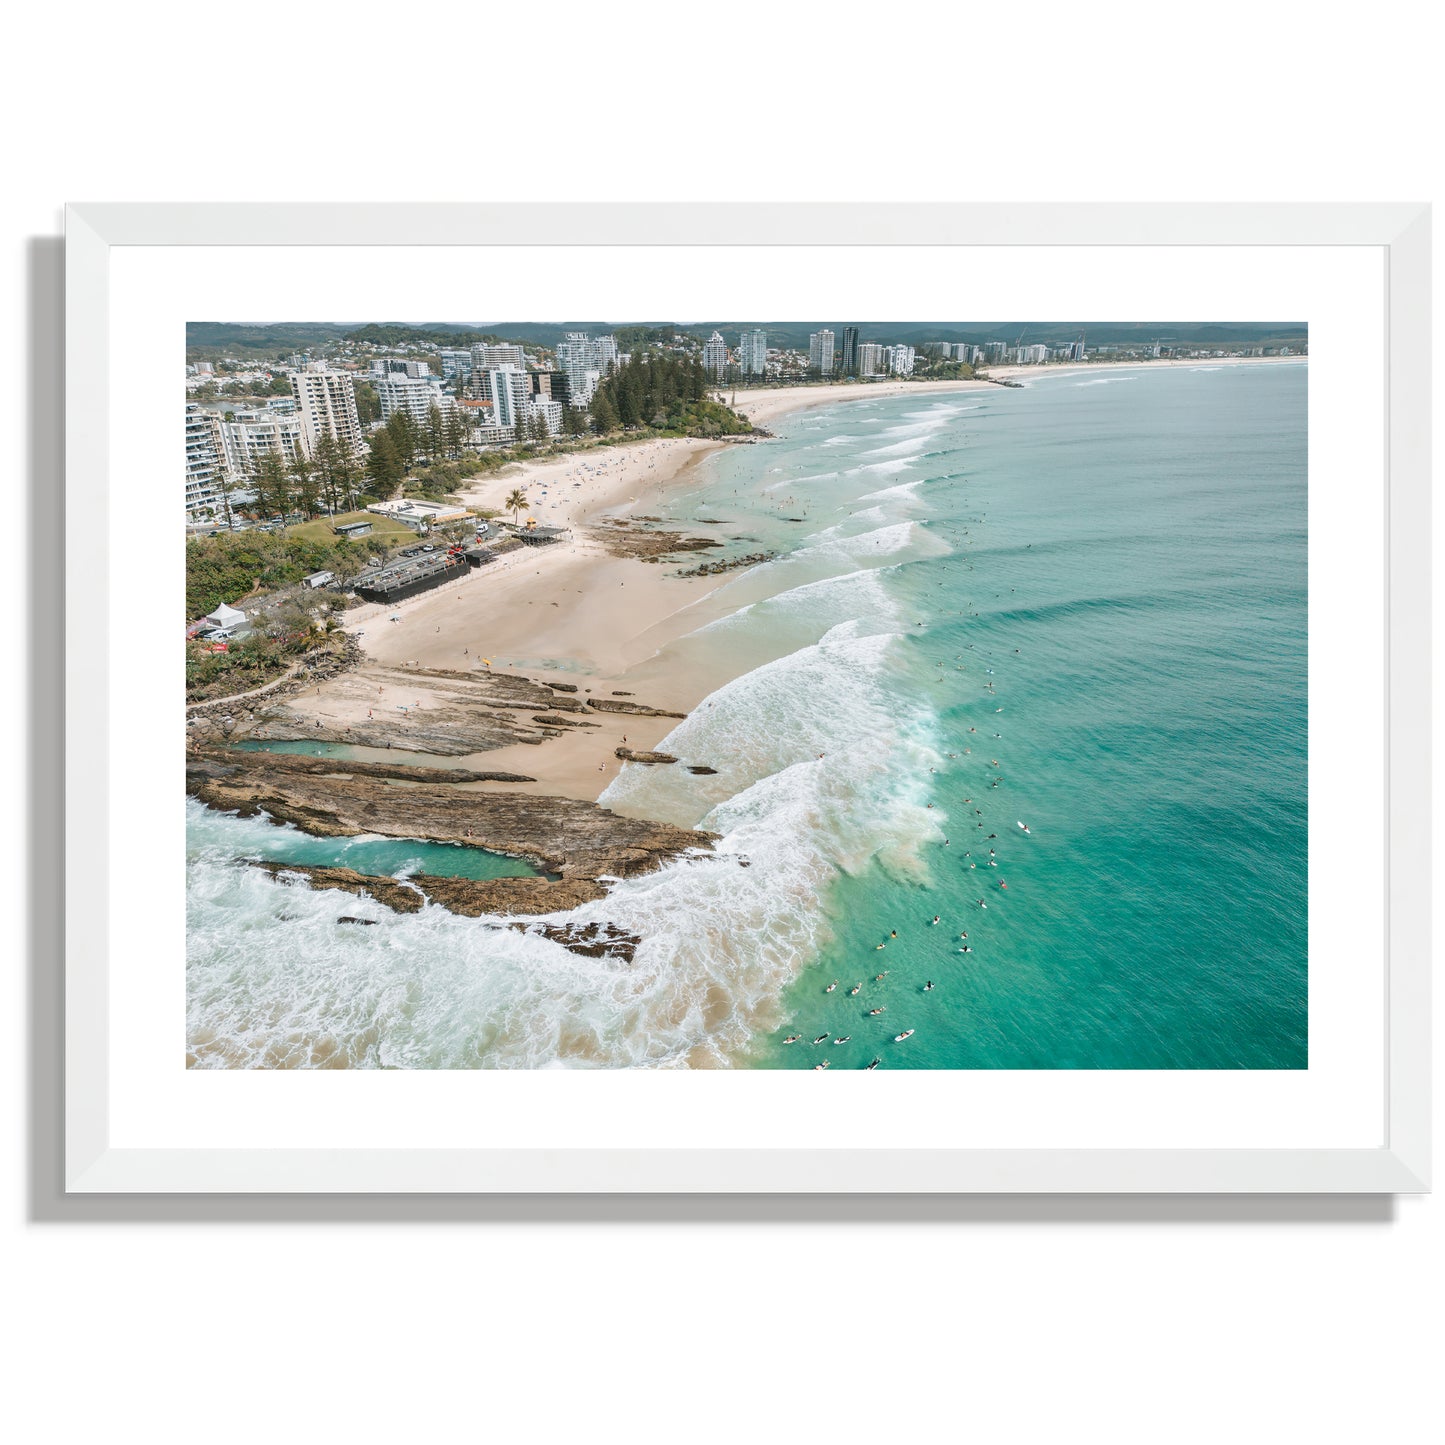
[63,203,1431,1194]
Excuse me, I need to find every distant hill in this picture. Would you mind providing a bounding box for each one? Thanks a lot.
[187,319,1307,360]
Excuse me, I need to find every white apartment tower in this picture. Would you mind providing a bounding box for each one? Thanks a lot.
[739,328,767,376]
[886,344,916,377]
[290,367,364,456]
[857,342,886,377]
[808,329,835,375]
[185,402,228,521]
[486,365,534,430]
[221,408,306,476]
[702,330,730,379]
[377,374,454,426]
[555,332,617,407]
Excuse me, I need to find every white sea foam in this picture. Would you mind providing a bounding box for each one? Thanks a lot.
[188,617,942,1070]
[858,479,924,503]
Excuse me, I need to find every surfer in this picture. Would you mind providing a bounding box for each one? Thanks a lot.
[825,981,838,993]
[924,981,934,991]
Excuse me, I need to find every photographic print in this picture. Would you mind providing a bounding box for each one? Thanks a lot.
[184,320,1308,1071]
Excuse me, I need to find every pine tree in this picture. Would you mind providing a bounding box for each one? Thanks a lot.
[367,431,404,496]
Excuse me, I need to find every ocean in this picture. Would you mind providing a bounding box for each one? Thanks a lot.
[187,362,1308,1070]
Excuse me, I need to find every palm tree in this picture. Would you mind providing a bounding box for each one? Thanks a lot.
[505,488,528,525]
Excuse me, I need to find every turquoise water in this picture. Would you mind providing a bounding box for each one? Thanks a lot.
[188,363,1307,1069]
[738,367,1308,1068]
[226,739,457,768]
[188,800,537,881]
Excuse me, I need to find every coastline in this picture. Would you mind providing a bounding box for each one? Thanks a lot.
[193,356,1306,887]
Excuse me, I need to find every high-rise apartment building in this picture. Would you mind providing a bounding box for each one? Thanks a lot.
[470,343,526,373]
[808,329,835,375]
[857,342,885,377]
[554,333,617,407]
[886,345,916,377]
[377,374,454,426]
[702,330,730,379]
[485,365,534,430]
[841,326,860,376]
[290,368,364,456]
[739,328,767,376]
[185,403,229,522]
[221,408,306,476]
[437,349,474,381]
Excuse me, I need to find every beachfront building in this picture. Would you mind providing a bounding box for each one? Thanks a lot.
[887,344,916,377]
[377,373,455,426]
[857,342,886,377]
[841,326,859,376]
[485,365,532,429]
[185,402,228,522]
[532,396,564,437]
[554,332,617,407]
[220,408,306,476]
[366,498,471,531]
[702,330,730,379]
[808,328,835,376]
[739,328,767,376]
[291,366,364,457]
[1021,344,1050,365]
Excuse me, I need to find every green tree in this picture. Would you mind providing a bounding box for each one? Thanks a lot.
[354,380,382,425]
[505,488,528,524]
[249,447,292,519]
[425,402,446,460]
[367,430,405,495]
[590,389,620,434]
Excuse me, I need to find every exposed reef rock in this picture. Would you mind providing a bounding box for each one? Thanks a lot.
[590,518,724,561]
[188,746,534,785]
[187,663,662,755]
[615,748,677,764]
[675,550,775,578]
[506,919,643,963]
[585,698,687,719]
[252,859,608,917]
[192,747,716,901]
[686,765,718,775]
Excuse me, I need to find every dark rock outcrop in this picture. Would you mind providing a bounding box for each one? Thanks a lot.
[675,550,775,579]
[586,698,687,719]
[190,744,534,785]
[506,919,643,963]
[615,748,677,765]
[192,748,715,894]
[686,765,718,775]
[253,860,608,917]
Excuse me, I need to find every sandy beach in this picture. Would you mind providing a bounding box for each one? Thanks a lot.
[307,433,743,800]
[307,355,1305,804]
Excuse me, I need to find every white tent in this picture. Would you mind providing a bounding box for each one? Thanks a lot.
[203,603,246,631]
